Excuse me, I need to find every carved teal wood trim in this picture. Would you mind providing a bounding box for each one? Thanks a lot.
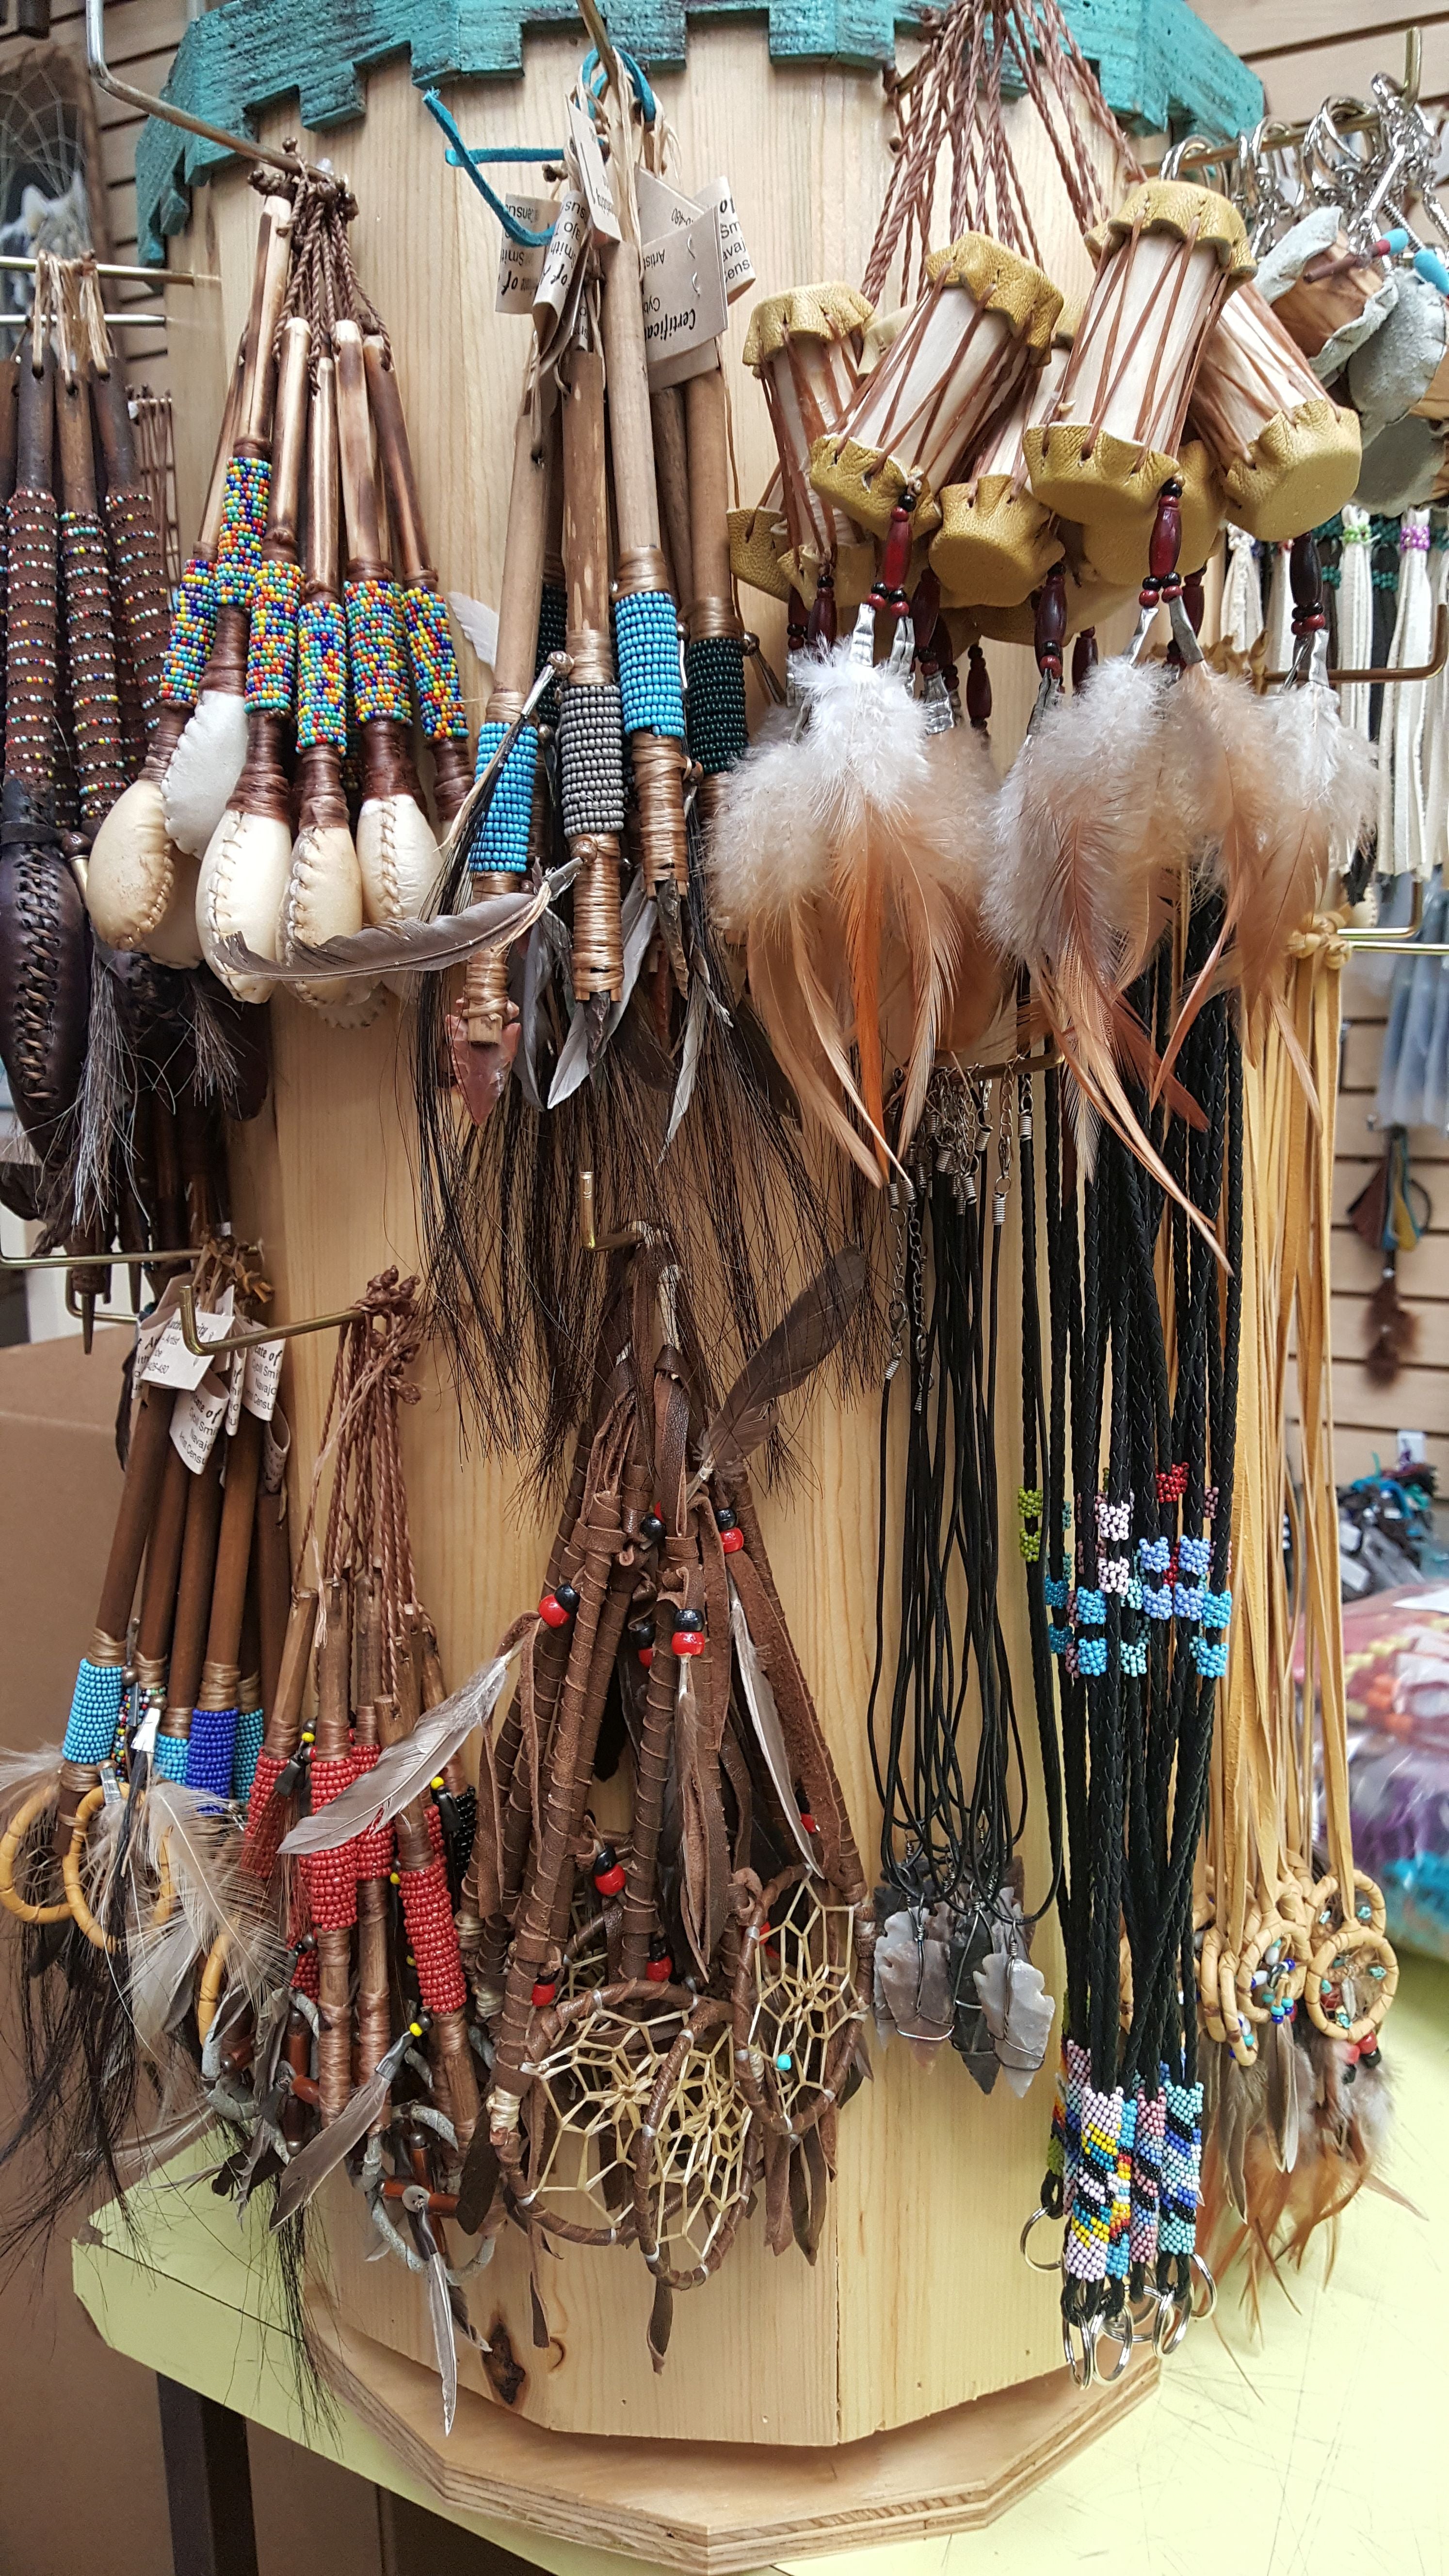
[134,0,1263,264]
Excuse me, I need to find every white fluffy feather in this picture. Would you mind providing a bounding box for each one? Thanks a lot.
[985,654,1173,977]
[162,688,249,857]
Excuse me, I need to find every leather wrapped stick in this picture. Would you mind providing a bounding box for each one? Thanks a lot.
[384,1637,481,2161]
[131,1438,192,1746]
[239,1584,318,1882]
[164,193,294,864]
[334,318,441,935]
[55,347,127,831]
[197,311,310,1005]
[303,1575,360,2125]
[87,333,242,915]
[283,353,370,1020]
[349,1575,395,2122]
[684,363,749,830]
[90,355,171,761]
[0,340,90,1175]
[185,1402,265,1800]
[362,333,472,828]
[152,1435,224,1787]
[460,383,551,1046]
[559,319,626,1030]
[489,1400,631,2156]
[599,196,689,928]
[53,1380,177,1855]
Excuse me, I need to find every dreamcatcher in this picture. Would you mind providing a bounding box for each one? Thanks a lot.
[0,45,109,348]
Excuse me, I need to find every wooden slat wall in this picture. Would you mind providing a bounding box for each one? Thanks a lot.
[0,0,186,387]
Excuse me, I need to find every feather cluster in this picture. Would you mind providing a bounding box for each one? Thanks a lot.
[710,641,995,1181]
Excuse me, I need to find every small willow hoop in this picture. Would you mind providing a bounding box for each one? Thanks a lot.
[1304,1919,1399,2043]
[197,1932,231,2043]
[63,1786,121,1951]
[1309,1869,1386,1939]
[0,1787,72,1923]
[1019,2203,1065,2273]
[62,1784,173,1953]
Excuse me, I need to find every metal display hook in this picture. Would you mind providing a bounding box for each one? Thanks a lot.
[86,0,334,194]
[1262,601,1449,691]
[175,1279,363,1360]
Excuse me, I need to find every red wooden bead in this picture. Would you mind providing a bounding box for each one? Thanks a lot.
[538,1592,571,1627]
[645,1955,672,1982]
[720,1526,744,1554]
[672,1631,705,1657]
[532,1979,557,2006]
[800,1811,817,1833]
[594,1862,627,1895]
[638,1645,654,1670]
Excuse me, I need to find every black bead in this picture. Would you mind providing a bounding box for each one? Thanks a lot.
[628,1616,655,1647]
[674,1608,704,1633]
[714,1506,738,1532]
[641,1512,665,1543]
[554,1580,581,1615]
[593,1843,617,1874]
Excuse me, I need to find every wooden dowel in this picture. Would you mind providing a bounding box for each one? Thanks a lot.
[96,1383,177,1645]
[254,1487,292,1719]
[262,1587,318,1762]
[262,316,310,560]
[236,194,294,455]
[135,1439,193,1670]
[361,334,431,588]
[334,320,384,574]
[200,1406,264,1686]
[164,1444,225,1723]
[600,238,660,554]
[650,385,692,609]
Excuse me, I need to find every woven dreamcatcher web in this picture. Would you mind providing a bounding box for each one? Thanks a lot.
[865,0,1140,303]
[634,2010,755,2284]
[745,1882,860,2130]
[0,48,104,344]
[517,1999,687,2242]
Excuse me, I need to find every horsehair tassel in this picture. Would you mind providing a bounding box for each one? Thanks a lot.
[335,319,440,929]
[684,362,747,818]
[560,335,624,1005]
[308,1574,360,2123]
[55,1380,177,1849]
[91,359,170,745]
[164,194,294,864]
[465,385,551,1044]
[361,331,471,826]
[187,1405,265,1798]
[600,216,687,895]
[241,1585,318,1880]
[55,350,126,828]
[196,314,311,1005]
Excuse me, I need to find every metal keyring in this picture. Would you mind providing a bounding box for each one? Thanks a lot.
[1020,2203,1065,2274]
[1063,2313,1099,2388]
[1191,2251,1218,2319]
[1154,2289,1192,2357]
[1095,2308,1134,2383]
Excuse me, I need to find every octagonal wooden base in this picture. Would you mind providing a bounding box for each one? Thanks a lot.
[306,2292,1157,2573]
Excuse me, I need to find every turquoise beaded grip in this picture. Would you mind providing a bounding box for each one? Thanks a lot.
[615,590,684,740]
[471,720,536,873]
[62,1660,124,1766]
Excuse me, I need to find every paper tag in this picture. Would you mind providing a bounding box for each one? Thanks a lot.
[132,1698,160,1760]
[243,1336,285,1424]
[533,187,590,350]
[695,176,755,301]
[496,196,557,313]
[263,1406,291,1497]
[143,1286,234,1391]
[225,1349,245,1438]
[635,165,704,239]
[642,219,728,379]
[567,97,621,242]
[171,1379,228,1473]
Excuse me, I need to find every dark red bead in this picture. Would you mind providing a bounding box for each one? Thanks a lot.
[538,1592,570,1628]
[638,1645,654,1670]
[673,1632,705,1657]
[645,1954,672,1982]
[720,1526,744,1554]
[594,1863,627,1895]
[531,1979,557,2006]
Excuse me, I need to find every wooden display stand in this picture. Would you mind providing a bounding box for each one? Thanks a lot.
[166,23,1149,2541]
